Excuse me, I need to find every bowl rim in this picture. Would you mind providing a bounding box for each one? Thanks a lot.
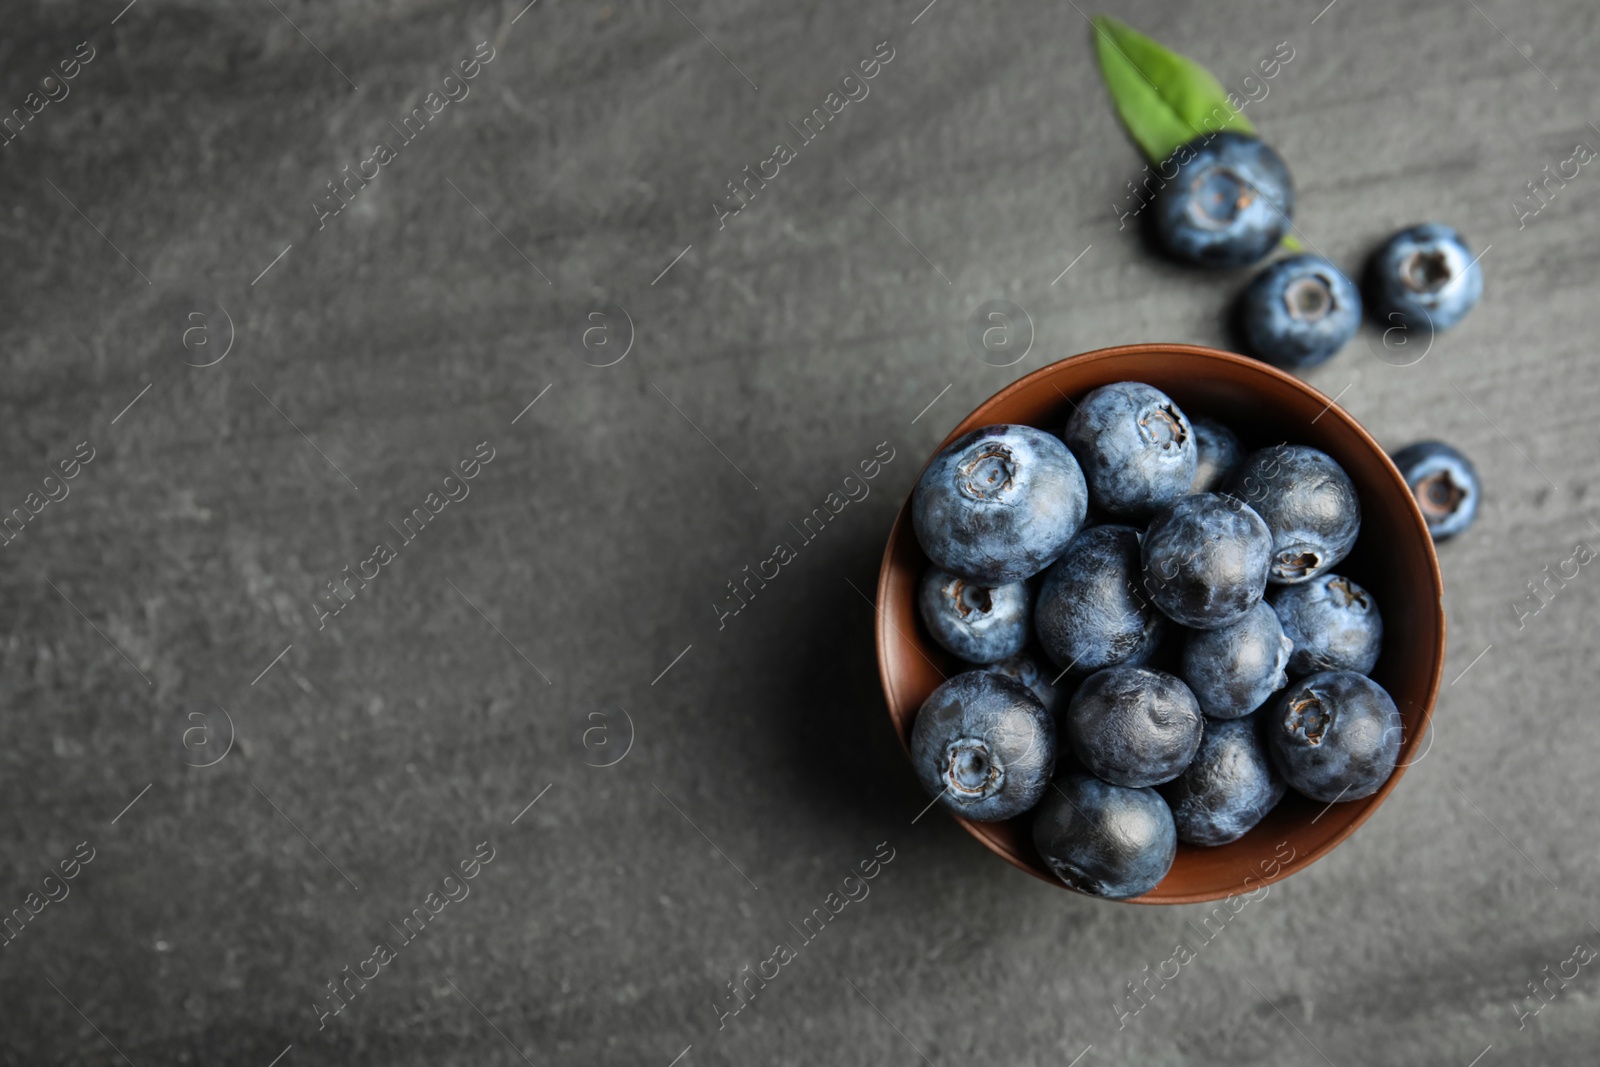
[874,342,1446,905]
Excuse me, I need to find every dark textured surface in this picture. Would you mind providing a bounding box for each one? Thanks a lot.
[2,0,1597,1063]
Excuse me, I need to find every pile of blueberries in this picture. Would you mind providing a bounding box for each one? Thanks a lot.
[1152,131,1479,369]
[909,382,1409,899]
[1149,131,1487,526]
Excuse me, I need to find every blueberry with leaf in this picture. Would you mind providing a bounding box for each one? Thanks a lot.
[1093,16,1296,268]
[1152,132,1295,267]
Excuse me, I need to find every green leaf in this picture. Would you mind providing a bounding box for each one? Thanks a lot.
[1091,15,1255,166]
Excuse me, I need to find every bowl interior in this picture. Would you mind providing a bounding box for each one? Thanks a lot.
[875,344,1444,904]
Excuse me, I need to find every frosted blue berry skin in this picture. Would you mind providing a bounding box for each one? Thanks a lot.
[1162,714,1287,846]
[1032,772,1177,900]
[1180,600,1293,719]
[1061,382,1197,518]
[1390,440,1480,542]
[917,567,1031,665]
[1190,416,1244,493]
[1034,524,1166,679]
[1269,574,1383,677]
[982,651,1067,718]
[1366,224,1483,333]
[1152,132,1295,268]
[1241,254,1362,369]
[913,424,1088,584]
[1141,493,1273,630]
[910,671,1056,822]
[1267,670,1401,803]
[1063,666,1203,789]
[1225,445,1360,585]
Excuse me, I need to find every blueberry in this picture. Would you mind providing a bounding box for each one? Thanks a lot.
[1390,440,1480,542]
[1366,224,1483,333]
[1240,255,1362,369]
[1064,666,1203,788]
[1179,600,1292,719]
[1032,772,1176,899]
[913,424,1088,584]
[910,670,1056,822]
[982,651,1066,718]
[1061,382,1197,517]
[1269,574,1383,677]
[1141,493,1272,629]
[1267,670,1401,803]
[1035,525,1166,678]
[1161,714,1286,846]
[917,567,1030,664]
[1225,445,1359,584]
[1190,416,1244,493]
[1152,132,1294,268]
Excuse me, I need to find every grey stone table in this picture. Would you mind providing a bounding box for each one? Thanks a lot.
[2,0,1596,1063]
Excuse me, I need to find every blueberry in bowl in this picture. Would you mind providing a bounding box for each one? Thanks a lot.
[1161,714,1286,846]
[1366,223,1483,333]
[1266,670,1402,803]
[1270,574,1383,677]
[1061,381,1197,517]
[1179,600,1293,719]
[981,651,1067,717]
[1225,445,1360,585]
[1390,440,1480,542]
[917,567,1030,664]
[1141,492,1273,629]
[1034,524,1166,678]
[1151,132,1294,268]
[1063,666,1203,788]
[1032,771,1177,900]
[1239,254,1362,370]
[1189,415,1244,493]
[912,424,1088,584]
[909,670,1056,822]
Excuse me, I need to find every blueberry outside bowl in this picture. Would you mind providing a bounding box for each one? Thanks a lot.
[874,343,1445,905]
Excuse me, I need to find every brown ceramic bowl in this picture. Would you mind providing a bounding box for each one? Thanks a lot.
[875,343,1445,905]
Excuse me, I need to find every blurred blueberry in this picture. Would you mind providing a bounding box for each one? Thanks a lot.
[1267,670,1401,803]
[917,567,1030,664]
[1190,416,1244,493]
[1064,666,1203,788]
[913,424,1088,584]
[1152,132,1294,268]
[1032,771,1177,899]
[1225,445,1360,584]
[910,670,1056,822]
[1180,600,1293,719]
[1141,493,1273,629]
[1035,524,1166,678]
[1366,224,1483,333]
[1061,382,1197,517]
[1390,440,1480,541]
[1269,574,1383,677]
[1240,254,1362,369]
[1161,714,1286,846]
